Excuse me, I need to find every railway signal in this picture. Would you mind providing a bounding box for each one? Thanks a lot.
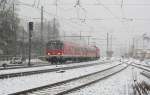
[28,22,33,66]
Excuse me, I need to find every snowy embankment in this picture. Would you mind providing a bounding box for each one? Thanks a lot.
[0,61,122,95]
[24,58,48,64]
[0,59,103,75]
[0,58,48,68]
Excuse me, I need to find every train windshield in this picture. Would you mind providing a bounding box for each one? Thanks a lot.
[47,41,63,50]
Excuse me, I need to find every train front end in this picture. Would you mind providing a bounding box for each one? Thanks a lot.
[46,40,64,63]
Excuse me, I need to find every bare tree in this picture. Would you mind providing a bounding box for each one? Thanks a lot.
[0,0,20,56]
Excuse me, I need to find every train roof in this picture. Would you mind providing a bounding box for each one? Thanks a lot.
[47,39,99,48]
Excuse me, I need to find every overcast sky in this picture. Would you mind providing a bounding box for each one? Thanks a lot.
[18,0,150,56]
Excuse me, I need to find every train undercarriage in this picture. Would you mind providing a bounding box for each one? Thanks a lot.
[46,56,99,64]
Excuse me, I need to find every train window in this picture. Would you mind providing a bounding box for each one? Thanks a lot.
[47,41,63,50]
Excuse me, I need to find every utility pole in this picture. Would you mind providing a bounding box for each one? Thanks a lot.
[80,31,81,40]
[110,35,112,51]
[88,36,90,45]
[132,38,135,58]
[106,32,109,58]
[63,31,66,40]
[121,0,124,8]
[47,21,50,42]
[55,0,58,16]
[22,29,25,58]
[143,37,145,49]
[135,38,138,49]
[53,17,56,39]
[40,6,44,55]
[13,3,17,57]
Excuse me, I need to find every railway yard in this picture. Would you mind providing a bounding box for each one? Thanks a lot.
[1,0,150,94]
[0,58,150,95]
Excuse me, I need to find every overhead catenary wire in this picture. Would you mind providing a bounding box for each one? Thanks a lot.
[18,0,150,22]
[17,0,150,36]
[121,0,123,8]
[73,0,87,22]
[95,0,121,20]
[37,0,40,8]
[17,1,92,33]
[17,0,150,41]
[42,3,150,6]
[16,1,55,18]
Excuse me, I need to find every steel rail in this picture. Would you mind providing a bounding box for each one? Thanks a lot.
[0,61,109,79]
[9,63,127,95]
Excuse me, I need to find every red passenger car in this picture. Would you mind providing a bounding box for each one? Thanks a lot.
[46,40,100,63]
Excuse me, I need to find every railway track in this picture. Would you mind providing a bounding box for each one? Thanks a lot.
[131,67,150,95]
[132,80,150,95]
[141,71,150,79]
[0,60,110,70]
[0,61,92,70]
[134,63,150,69]
[138,64,150,80]
[0,61,109,79]
[0,63,50,70]
[132,63,150,79]
[132,64,150,72]
[10,64,127,95]
[131,62,150,94]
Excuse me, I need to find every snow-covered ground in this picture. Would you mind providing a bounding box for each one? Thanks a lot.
[0,61,120,95]
[67,64,150,95]
[0,61,10,65]
[0,59,48,68]
[66,66,133,95]
[24,58,48,64]
[132,67,150,87]
[0,59,103,75]
[130,58,150,66]
[137,60,150,66]
[1,58,149,95]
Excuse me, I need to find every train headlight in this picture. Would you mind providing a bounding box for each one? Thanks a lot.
[48,53,50,55]
[57,52,61,55]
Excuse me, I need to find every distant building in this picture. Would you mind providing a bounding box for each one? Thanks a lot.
[133,33,150,60]
[134,49,150,60]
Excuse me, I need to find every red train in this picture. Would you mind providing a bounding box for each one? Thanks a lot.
[46,40,100,63]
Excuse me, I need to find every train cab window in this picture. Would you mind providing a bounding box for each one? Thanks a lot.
[47,41,63,50]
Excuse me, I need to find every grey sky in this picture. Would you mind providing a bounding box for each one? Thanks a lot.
[18,0,150,56]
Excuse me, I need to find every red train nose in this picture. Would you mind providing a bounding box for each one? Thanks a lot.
[47,50,63,55]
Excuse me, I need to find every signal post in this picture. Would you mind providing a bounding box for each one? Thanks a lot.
[28,22,33,66]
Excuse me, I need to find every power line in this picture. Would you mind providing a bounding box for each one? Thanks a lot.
[121,0,123,8]
[16,1,137,23]
[96,0,120,20]
[37,0,40,8]
[41,3,150,6]
[17,1,91,30]
[32,0,36,6]
[16,1,55,17]
[73,0,87,21]
[17,0,150,37]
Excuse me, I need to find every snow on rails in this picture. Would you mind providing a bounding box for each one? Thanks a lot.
[10,63,127,95]
[0,61,123,95]
[0,60,106,79]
